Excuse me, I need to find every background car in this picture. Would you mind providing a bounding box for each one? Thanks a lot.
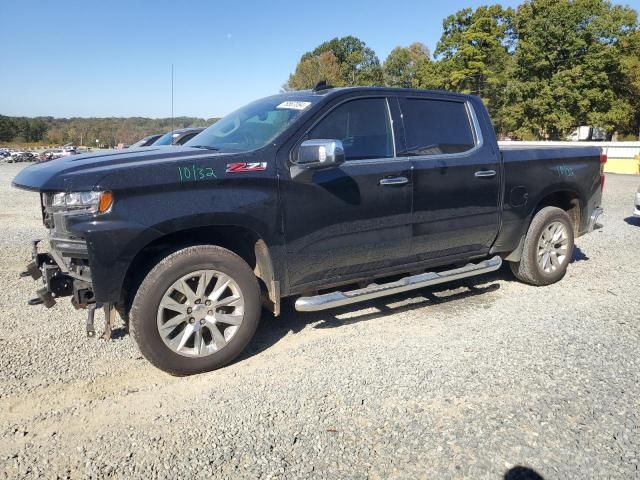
[16,152,38,162]
[61,145,77,154]
[39,149,74,162]
[151,128,204,146]
[129,134,162,148]
[634,186,640,217]
[8,151,31,162]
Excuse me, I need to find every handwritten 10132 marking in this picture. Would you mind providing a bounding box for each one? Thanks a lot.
[178,165,217,182]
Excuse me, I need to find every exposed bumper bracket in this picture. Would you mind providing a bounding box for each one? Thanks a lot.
[86,304,96,337]
[21,261,42,280]
[36,286,56,308]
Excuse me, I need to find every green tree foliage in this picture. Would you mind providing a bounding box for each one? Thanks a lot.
[430,5,516,132]
[284,2,639,139]
[285,36,382,89]
[0,116,18,142]
[28,119,48,142]
[616,28,640,137]
[502,0,639,139]
[0,116,48,143]
[285,52,345,90]
[382,43,431,88]
[0,116,218,147]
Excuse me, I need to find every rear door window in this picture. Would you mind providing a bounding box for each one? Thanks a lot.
[307,98,394,161]
[399,98,476,156]
[176,132,198,145]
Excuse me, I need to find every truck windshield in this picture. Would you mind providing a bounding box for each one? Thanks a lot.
[185,96,318,152]
[154,131,180,146]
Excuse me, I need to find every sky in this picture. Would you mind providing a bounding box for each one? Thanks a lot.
[1,0,638,119]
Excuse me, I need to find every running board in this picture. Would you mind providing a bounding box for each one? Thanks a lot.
[295,256,502,312]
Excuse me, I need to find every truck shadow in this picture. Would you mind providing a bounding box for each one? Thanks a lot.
[240,245,592,363]
[571,245,589,263]
[504,466,544,480]
[239,267,507,363]
[624,216,640,227]
[112,248,589,344]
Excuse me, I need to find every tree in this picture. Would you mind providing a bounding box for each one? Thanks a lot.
[27,118,47,142]
[383,43,431,88]
[0,116,17,142]
[618,29,640,137]
[502,0,639,139]
[428,5,516,131]
[285,52,344,90]
[0,116,217,146]
[413,59,448,90]
[285,36,382,90]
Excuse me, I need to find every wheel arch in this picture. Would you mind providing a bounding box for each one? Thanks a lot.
[532,188,582,234]
[119,224,280,318]
[506,188,582,262]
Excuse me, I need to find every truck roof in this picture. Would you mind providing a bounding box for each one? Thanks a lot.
[294,85,473,101]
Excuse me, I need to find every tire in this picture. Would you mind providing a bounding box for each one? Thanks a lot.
[130,245,261,376]
[509,206,575,286]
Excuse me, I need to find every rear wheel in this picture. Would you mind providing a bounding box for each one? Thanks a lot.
[130,245,261,376]
[509,206,574,286]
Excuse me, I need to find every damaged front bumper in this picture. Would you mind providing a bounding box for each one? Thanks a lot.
[21,238,94,308]
[21,238,115,338]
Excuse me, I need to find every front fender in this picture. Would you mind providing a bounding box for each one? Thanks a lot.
[69,182,281,303]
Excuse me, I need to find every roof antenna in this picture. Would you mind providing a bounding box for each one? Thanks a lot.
[313,80,333,92]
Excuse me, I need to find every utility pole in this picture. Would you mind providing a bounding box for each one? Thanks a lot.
[171,64,174,133]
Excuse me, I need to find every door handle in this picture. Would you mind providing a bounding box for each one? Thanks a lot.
[379,176,409,186]
[474,170,497,178]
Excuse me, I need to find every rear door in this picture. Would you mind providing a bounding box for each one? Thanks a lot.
[398,95,501,262]
[282,96,413,288]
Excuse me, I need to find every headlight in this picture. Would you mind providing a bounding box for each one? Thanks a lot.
[45,191,113,215]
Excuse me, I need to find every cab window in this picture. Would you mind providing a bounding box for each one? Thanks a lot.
[307,98,393,161]
[399,98,476,156]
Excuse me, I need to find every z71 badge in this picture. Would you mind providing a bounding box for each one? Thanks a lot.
[226,162,268,173]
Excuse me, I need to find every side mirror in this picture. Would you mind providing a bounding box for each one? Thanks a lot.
[297,139,345,168]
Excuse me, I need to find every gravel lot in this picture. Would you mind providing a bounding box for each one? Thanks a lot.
[0,162,638,479]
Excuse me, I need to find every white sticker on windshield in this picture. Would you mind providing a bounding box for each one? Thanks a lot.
[276,101,312,110]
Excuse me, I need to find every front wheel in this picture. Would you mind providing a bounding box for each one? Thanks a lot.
[509,206,575,286]
[130,245,261,376]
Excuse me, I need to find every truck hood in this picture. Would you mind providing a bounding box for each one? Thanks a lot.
[12,146,239,192]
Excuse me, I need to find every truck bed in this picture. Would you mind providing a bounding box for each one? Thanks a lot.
[491,144,603,255]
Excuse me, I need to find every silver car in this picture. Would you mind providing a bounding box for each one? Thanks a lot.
[635,186,640,217]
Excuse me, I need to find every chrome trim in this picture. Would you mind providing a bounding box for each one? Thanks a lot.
[588,207,604,233]
[379,176,409,186]
[290,94,486,165]
[385,97,397,158]
[297,139,345,167]
[341,157,409,166]
[295,255,502,312]
[474,169,497,178]
[466,101,484,149]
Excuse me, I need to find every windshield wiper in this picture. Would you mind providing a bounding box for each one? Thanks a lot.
[190,145,219,151]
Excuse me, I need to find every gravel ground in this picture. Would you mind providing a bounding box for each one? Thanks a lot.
[0,162,638,479]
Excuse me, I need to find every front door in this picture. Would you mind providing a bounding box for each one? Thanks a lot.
[282,96,413,288]
[397,96,501,262]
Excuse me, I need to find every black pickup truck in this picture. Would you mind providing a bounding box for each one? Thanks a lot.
[13,85,606,375]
